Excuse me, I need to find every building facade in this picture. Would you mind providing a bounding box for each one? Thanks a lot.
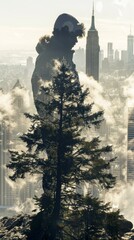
[127,34,134,61]
[0,80,36,211]
[127,33,134,74]
[127,108,134,181]
[86,4,100,81]
[107,42,114,63]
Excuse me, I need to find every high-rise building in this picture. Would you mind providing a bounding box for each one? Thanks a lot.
[11,80,36,203]
[127,31,134,74]
[0,80,35,212]
[26,56,34,79]
[0,122,17,207]
[127,34,134,62]
[121,50,127,66]
[127,108,134,182]
[73,47,85,72]
[99,50,104,72]
[115,49,120,61]
[86,3,100,81]
[107,42,113,62]
[24,57,34,91]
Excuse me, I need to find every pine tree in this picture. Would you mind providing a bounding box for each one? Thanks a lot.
[7,62,132,240]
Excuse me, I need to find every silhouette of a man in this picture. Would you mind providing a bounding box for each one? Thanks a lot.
[31,13,84,116]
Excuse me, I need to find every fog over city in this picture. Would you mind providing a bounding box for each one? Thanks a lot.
[0,0,134,239]
[0,0,134,52]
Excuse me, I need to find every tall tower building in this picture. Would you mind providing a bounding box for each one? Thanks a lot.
[0,122,15,207]
[127,32,134,63]
[86,3,100,81]
[99,50,104,72]
[0,81,35,214]
[107,42,114,63]
[115,49,119,61]
[127,27,134,75]
[121,50,127,67]
[127,108,134,182]
[11,80,36,203]
[73,47,85,72]
[26,56,34,79]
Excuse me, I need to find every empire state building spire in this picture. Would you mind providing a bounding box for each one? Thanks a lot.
[86,2,100,81]
[90,2,96,30]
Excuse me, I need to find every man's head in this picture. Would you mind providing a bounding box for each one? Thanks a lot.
[53,13,84,37]
[53,13,85,49]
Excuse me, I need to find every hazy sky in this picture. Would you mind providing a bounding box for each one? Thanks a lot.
[0,0,134,55]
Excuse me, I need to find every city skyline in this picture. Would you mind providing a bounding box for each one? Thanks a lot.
[1,1,134,232]
[0,0,134,53]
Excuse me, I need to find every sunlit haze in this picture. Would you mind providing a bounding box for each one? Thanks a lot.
[0,0,133,54]
[1,1,134,237]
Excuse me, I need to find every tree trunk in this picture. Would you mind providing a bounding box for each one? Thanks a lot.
[50,95,63,240]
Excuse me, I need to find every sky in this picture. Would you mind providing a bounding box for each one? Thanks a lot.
[0,0,134,55]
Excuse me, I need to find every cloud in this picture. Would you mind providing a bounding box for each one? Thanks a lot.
[78,71,134,225]
[5,175,26,190]
[0,90,14,121]
[105,182,134,224]
[0,85,31,130]
[79,72,117,125]
[114,0,129,8]
[2,68,134,222]
[9,198,39,215]
[123,73,134,106]
[12,86,30,109]
[0,26,50,51]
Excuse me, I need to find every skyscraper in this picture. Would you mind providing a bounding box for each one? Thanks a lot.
[127,30,134,74]
[115,49,119,61]
[86,3,100,81]
[0,80,35,213]
[107,42,114,63]
[99,50,104,72]
[127,108,134,182]
[11,80,36,203]
[25,56,34,80]
[0,122,14,207]
[121,50,127,65]
[127,34,134,62]
[73,47,85,72]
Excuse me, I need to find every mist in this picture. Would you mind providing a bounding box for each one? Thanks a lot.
[1,65,134,225]
[79,71,134,224]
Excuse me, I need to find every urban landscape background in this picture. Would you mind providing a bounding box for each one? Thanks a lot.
[0,0,134,227]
